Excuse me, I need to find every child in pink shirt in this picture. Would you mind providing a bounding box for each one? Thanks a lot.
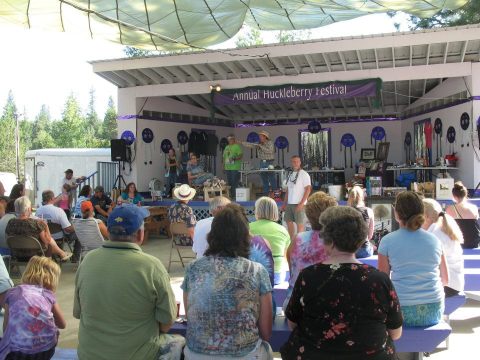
[0,256,66,359]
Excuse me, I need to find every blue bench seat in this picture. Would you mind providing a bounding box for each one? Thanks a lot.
[170,317,451,354]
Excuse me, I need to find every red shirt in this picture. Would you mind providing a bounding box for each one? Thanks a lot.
[424,122,433,148]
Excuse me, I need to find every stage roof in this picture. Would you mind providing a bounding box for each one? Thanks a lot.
[91,24,480,123]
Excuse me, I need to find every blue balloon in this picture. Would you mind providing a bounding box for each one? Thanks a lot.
[247,132,260,143]
[371,126,386,141]
[142,128,154,143]
[460,112,470,131]
[160,139,173,153]
[340,133,356,148]
[121,130,135,145]
[275,136,289,150]
[446,126,456,144]
[308,120,321,134]
[177,130,188,145]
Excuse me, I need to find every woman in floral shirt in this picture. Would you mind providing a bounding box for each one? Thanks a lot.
[182,203,273,359]
[281,206,403,360]
[283,191,337,309]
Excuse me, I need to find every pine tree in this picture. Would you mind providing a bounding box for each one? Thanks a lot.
[31,105,56,149]
[0,91,18,173]
[85,88,103,147]
[101,96,118,146]
[52,93,86,148]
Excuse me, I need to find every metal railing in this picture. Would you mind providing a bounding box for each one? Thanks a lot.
[73,161,117,205]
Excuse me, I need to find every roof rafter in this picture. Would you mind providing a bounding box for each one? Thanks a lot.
[223,62,242,79]
[152,67,174,83]
[181,65,201,82]
[192,63,214,81]
[237,61,257,77]
[305,54,317,73]
[164,67,187,82]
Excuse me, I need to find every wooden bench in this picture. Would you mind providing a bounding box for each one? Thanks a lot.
[170,317,451,356]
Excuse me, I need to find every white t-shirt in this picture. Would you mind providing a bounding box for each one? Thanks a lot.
[35,204,71,240]
[192,217,213,258]
[428,222,464,292]
[286,169,311,204]
[0,213,16,249]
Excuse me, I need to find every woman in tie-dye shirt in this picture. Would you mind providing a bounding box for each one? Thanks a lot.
[182,204,273,359]
[284,191,337,309]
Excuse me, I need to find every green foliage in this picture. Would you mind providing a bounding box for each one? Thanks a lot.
[123,46,161,57]
[275,30,311,43]
[0,90,118,175]
[101,96,118,147]
[31,105,56,149]
[52,94,87,148]
[407,1,479,29]
[234,26,264,48]
[85,88,103,148]
[0,91,18,172]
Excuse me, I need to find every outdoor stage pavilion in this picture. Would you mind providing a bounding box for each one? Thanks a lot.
[91,24,480,196]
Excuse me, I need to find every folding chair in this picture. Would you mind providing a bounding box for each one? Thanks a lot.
[71,218,105,263]
[168,222,195,272]
[6,235,46,277]
[47,221,73,252]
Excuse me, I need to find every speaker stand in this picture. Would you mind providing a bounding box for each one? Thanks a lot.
[113,161,127,192]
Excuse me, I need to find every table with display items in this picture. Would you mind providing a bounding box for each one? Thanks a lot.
[386,165,458,183]
[239,169,286,188]
[305,168,345,190]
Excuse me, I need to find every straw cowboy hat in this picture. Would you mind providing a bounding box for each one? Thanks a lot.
[173,184,196,201]
[258,130,270,139]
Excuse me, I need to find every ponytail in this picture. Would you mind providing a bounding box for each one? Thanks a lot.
[439,212,463,242]
[405,213,425,231]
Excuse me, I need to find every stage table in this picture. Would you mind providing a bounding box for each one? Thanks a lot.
[239,169,286,188]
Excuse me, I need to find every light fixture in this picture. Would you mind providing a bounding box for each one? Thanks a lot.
[209,84,221,92]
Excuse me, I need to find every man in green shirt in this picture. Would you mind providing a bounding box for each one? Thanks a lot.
[73,205,185,360]
[223,134,243,199]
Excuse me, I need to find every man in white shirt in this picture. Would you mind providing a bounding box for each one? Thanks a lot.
[281,156,312,241]
[62,169,85,207]
[192,196,231,258]
[36,190,74,238]
[36,190,80,260]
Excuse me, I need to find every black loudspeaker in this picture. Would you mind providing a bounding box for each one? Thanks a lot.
[111,139,127,161]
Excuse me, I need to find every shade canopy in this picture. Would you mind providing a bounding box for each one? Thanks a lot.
[0,0,469,50]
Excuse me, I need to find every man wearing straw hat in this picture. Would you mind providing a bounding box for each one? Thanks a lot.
[167,184,197,246]
[242,130,276,195]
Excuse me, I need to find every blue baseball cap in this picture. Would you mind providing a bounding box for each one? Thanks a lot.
[107,204,149,235]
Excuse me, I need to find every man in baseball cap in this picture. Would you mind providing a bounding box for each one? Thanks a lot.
[91,185,113,222]
[74,204,185,359]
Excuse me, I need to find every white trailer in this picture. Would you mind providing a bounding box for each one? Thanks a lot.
[24,148,113,207]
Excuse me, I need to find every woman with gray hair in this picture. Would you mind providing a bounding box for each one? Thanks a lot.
[250,196,290,284]
[5,196,72,261]
[281,206,402,360]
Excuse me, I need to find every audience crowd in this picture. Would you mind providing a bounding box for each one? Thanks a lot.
[0,173,478,360]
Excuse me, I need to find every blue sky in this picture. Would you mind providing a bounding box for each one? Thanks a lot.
[0,13,409,121]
